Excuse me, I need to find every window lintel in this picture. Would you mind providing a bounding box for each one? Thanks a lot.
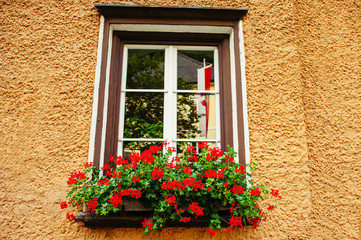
[94,4,248,22]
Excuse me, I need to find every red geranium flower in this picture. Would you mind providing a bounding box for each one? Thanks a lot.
[152,167,164,180]
[101,164,111,171]
[181,216,191,223]
[149,145,162,154]
[182,166,192,175]
[198,142,209,149]
[142,218,153,229]
[206,228,216,236]
[60,201,68,209]
[132,176,140,183]
[66,213,76,221]
[168,147,176,152]
[267,205,275,211]
[250,188,261,197]
[270,189,281,198]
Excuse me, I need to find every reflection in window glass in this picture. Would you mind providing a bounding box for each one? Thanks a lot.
[124,92,164,139]
[177,50,214,91]
[127,49,165,89]
[177,93,216,140]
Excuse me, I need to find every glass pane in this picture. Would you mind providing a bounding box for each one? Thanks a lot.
[177,93,217,140]
[176,141,217,157]
[126,49,165,89]
[177,50,214,90]
[122,141,163,160]
[123,92,164,139]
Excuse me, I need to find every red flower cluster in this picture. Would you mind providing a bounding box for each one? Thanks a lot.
[108,193,123,208]
[182,166,192,175]
[224,155,234,162]
[66,213,76,221]
[232,184,244,194]
[168,147,176,152]
[149,145,162,154]
[161,180,185,190]
[130,152,141,162]
[84,162,93,168]
[141,150,155,164]
[152,167,164,180]
[161,177,204,191]
[229,216,243,227]
[132,176,140,183]
[101,164,111,171]
[224,226,233,234]
[186,145,196,153]
[270,189,281,198]
[111,171,122,179]
[142,218,153,229]
[115,156,128,165]
[184,177,204,191]
[206,187,212,192]
[181,216,191,223]
[98,178,109,186]
[248,217,261,229]
[206,147,223,161]
[188,202,204,217]
[198,142,209,149]
[165,195,177,205]
[130,160,137,169]
[67,171,87,185]
[250,188,261,197]
[119,189,142,199]
[201,169,225,179]
[206,228,216,236]
[187,155,199,162]
[235,165,246,174]
[60,201,68,209]
[267,205,275,211]
[86,198,98,212]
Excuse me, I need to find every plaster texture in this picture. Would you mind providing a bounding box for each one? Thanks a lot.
[1,0,360,239]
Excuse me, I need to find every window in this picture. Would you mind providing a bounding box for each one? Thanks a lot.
[88,4,249,170]
[119,45,220,159]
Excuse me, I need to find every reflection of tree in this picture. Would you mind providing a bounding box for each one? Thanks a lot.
[123,50,200,151]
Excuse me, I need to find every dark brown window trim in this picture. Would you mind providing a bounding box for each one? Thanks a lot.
[94,4,248,21]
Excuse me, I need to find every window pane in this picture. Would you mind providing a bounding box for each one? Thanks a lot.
[126,49,165,89]
[177,93,217,140]
[177,50,214,91]
[122,141,162,160]
[123,92,164,138]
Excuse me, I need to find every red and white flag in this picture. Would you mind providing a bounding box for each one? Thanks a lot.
[197,65,212,137]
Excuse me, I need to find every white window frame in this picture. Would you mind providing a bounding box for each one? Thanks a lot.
[117,45,221,157]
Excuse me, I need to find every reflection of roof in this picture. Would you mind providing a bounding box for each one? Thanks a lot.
[177,52,214,83]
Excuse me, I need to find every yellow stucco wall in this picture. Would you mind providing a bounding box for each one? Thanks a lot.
[1,0,360,239]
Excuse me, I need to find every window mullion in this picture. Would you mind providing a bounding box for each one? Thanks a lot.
[167,46,178,154]
[163,46,174,152]
[214,48,221,148]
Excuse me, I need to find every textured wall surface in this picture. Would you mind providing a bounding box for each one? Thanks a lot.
[1,0,360,239]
